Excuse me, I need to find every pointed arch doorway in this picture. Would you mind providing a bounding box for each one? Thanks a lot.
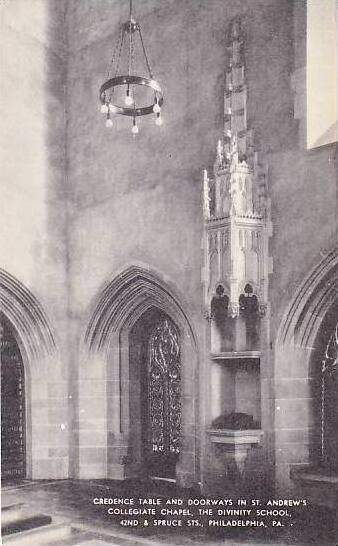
[130,308,181,480]
[313,304,338,473]
[274,249,338,489]
[83,265,199,486]
[0,315,26,481]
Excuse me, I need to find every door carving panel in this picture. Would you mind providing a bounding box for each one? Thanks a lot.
[1,318,26,481]
[145,316,181,478]
[321,321,338,472]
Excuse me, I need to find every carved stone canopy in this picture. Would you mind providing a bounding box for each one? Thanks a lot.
[202,16,272,331]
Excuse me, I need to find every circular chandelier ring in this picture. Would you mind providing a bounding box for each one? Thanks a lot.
[99,75,163,117]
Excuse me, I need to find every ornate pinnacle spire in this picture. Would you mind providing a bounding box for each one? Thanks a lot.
[203,169,210,220]
[202,16,269,221]
[217,139,223,159]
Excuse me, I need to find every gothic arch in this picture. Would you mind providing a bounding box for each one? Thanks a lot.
[0,268,56,360]
[274,248,338,490]
[79,265,199,486]
[276,248,338,350]
[85,265,197,352]
[0,269,68,481]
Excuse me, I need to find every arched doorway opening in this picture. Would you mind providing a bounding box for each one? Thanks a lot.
[274,249,338,490]
[1,315,26,481]
[130,307,181,479]
[310,302,338,473]
[0,269,66,481]
[82,265,199,486]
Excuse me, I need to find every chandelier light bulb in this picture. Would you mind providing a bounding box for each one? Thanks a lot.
[125,88,134,106]
[105,117,113,128]
[101,103,109,114]
[155,113,163,126]
[153,102,161,114]
[131,120,139,135]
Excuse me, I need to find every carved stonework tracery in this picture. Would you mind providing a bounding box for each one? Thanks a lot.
[320,321,338,470]
[202,17,272,350]
[1,316,26,481]
[148,318,181,455]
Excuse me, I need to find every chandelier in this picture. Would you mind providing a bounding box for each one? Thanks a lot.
[99,0,164,134]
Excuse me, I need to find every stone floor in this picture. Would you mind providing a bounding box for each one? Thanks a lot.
[1,479,336,546]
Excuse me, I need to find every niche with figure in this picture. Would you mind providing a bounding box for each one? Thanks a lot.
[238,283,260,351]
[210,285,234,352]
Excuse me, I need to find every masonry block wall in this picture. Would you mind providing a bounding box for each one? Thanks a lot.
[1,0,336,489]
[0,0,69,478]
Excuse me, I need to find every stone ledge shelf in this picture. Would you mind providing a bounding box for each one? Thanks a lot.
[290,466,338,509]
[210,351,261,360]
[208,428,263,477]
[208,428,263,444]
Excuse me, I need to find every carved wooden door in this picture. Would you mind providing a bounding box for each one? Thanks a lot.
[144,317,181,479]
[1,319,26,481]
[321,321,338,472]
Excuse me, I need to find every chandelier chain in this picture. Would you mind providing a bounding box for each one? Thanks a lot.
[108,29,126,103]
[128,27,133,77]
[114,29,126,81]
[115,30,126,77]
[131,26,135,104]
[138,27,153,79]
[106,27,123,85]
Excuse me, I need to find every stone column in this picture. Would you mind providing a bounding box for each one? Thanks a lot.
[176,331,198,488]
[78,348,107,479]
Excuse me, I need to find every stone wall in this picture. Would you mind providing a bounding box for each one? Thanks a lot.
[0,0,69,478]
[65,0,336,488]
[1,0,336,489]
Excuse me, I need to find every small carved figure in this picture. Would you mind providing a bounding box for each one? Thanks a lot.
[239,283,259,349]
[211,285,229,322]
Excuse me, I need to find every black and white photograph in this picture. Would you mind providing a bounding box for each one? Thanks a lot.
[0,0,337,545]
